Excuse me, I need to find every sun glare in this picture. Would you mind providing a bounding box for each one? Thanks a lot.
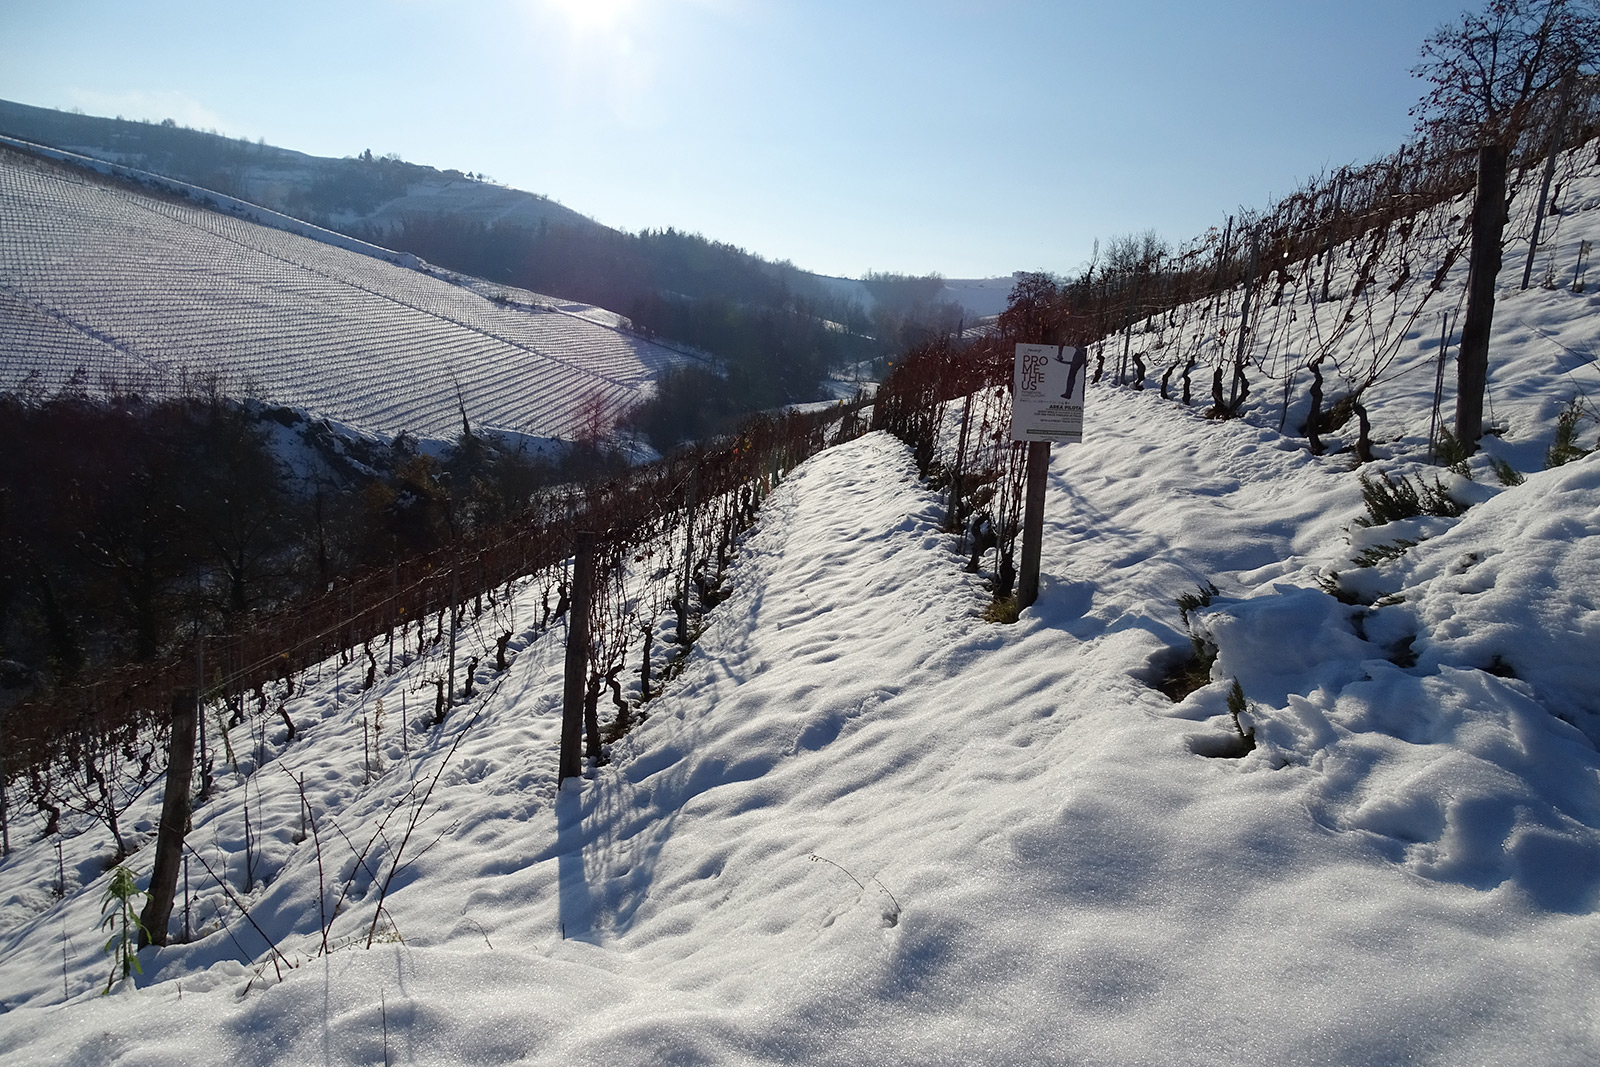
[543,0,639,35]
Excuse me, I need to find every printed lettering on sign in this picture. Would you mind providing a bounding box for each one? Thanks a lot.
[1011,343,1086,444]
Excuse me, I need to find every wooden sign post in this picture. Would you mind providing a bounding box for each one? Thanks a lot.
[1011,343,1086,611]
[559,532,594,782]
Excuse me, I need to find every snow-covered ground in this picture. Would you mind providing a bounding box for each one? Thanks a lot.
[4,140,1600,1063]
[2,377,1598,1062]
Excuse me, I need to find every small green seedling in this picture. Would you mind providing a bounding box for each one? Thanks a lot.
[100,865,149,994]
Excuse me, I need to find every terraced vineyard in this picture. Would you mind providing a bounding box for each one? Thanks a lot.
[0,143,693,443]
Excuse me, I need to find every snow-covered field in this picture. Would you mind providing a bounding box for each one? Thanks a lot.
[0,144,692,444]
[4,140,1600,1063]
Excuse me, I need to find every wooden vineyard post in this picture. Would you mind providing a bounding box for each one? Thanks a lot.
[639,622,654,703]
[947,392,974,532]
[445,564,459,712]
[1522,76,1572,292]
[1229,233,1260,414]
[1017,441,1051,610]
[1319,172,1344,304]
[0,705,9,857]
[195,638,212,804]
[559,532,594,783]
[140,688,198,947]
[1457,142,1509,449]
[679,468,698,647]
[1429,312,1453,463]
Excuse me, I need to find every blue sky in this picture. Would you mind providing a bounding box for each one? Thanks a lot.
[3,0,1471,280]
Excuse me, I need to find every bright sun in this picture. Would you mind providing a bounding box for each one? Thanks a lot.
[542,0,638,35]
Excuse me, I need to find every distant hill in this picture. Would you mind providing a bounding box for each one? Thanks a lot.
[0,99,1012,321]
[0,98,598,239]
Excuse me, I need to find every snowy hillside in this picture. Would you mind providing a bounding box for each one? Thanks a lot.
[3,145,1600,1065]
[0,143,694,445]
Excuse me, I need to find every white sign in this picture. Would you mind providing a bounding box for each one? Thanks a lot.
[1011,343,1086,443]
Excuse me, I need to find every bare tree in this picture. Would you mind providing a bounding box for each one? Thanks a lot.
[1102,230,1170,279]
[1413,0,1600,448]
